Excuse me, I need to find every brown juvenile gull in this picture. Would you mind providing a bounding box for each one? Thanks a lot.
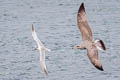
[32,24,51,75]
[73,3,106,71]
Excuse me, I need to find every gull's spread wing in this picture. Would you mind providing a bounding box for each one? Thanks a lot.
[87,46,103,71]
[77,3,93,41]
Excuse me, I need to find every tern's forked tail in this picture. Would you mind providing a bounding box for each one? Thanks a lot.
[45,48,51,52]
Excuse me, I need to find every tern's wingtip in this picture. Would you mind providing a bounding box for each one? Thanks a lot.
[44,68,48,76]
[32,24,34,31]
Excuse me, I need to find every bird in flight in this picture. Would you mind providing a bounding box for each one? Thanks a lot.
[73,3,106,71]
[32,24,51,75]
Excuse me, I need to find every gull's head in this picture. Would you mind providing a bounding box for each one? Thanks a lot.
[72,45,78,49]
[72,45,81,49]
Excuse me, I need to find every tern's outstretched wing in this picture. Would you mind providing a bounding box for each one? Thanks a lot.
[32,24,48,75]
[32,24,44,47]
[87,46,104,71]
[77,3,93,41]
[40,49,48,75]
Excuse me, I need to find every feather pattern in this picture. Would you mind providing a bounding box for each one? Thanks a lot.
[77,3,93,41]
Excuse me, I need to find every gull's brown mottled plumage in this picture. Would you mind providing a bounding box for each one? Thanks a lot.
[77,3,93,41]
[87,42,104,71]
[74,3,106,71]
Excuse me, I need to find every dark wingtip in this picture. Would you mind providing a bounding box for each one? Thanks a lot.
[100,40,106,50]
[95,66,104,71]
[44,69,48,76]
[78,2,85,13]
[81,3,84,7]
[32,24,34,31]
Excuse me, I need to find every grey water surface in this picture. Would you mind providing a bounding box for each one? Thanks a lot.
[0,0,120,80]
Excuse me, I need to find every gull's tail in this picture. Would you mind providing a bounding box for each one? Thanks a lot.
[95,39,106,51]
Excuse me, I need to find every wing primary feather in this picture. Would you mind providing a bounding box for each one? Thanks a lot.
[32,24,35,32]
[87,47,104,71]
[89,57,104,71]
[77,3,93,41]
[78,3,85,13]
[94,65,104,71]
[44,68,48,75]
[77,3,86,22]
